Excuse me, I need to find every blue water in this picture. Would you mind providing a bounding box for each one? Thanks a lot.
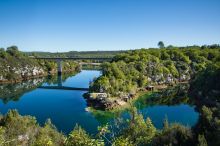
[122,104,199,129]
[0,70,199,134]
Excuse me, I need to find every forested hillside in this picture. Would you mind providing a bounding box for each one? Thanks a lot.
[0,45,220,146]
[85,45,220,145]
[90,45,220,97]
[188,64,220,146]
[189,63,220,102]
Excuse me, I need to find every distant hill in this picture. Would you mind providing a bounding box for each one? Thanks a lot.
[24,44,220,58]
[24,50,127,58]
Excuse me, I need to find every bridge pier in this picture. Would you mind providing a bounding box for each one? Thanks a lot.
[57,74,62,87]
[57,60,62,75]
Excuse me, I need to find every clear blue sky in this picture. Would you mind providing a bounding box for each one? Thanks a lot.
[0,0,220,52]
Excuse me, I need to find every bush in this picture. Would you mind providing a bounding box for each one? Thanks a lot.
[152,123,193,146]
[6,46,21,57]
[65,124,104,146]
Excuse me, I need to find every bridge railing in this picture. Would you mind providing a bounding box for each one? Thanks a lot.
[33,57,112,61]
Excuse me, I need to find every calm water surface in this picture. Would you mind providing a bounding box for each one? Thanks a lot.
[0,70,199,134]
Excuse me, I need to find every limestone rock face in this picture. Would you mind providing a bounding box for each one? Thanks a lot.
[0,65,45,82]
[0,75,6,81]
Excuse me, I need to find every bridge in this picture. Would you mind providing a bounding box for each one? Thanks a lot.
[35,57,112,61]
[34,57,112,75]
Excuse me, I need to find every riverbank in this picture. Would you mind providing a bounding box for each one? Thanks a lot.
[85,81,193,111]
[84,83,173,110]
[0,59,81,84]
[0,69,80,84]
[0,47,81,84]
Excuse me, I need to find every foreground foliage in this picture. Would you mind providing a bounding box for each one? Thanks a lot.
[0,108,192,146]
[189,64,220,146]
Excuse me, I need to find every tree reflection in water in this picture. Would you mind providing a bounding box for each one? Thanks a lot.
[0,72,78,103]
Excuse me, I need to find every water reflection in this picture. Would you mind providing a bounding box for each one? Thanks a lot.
[91,84,199,129]
[0,71,198,134]
[135,84,192,109]
[45,72,77,85]
[0,78,44,104]
[0,70,102,134]
[0,72,78,104]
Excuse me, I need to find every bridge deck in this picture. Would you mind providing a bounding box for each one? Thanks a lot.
[34,57,112,60]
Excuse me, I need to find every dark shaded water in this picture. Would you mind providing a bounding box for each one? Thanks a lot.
[0,70,199,134]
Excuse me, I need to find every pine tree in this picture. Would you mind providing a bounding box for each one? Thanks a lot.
[163,115,169,130]
[197,134,208,146]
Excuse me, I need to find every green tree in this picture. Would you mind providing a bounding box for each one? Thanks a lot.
[124,107,156,145]
[152,123,193,146]
[201,106,213,123]
[197,134,208,146]
[3,110,37,139]
[0,48,7,58]
[137,75,147,87]
[158,41,165,49]
[6,46,20,57]
[163,115,169,130]
[34,119,65,146]
[161,50,170,60]
[111,63,125,79]
[112,137,134,146]
[65,124,104,146]
[0,127,6,146]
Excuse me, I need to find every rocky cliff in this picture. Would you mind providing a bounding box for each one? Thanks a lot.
[0,46,80,83]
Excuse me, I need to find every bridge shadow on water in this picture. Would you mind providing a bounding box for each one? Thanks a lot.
[38,74,89,91]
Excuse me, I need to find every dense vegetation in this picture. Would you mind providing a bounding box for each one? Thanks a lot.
[0,46,43,81]
[2,66,219,146]
[0,108,197,146]
[189,64,220,146]
[85,44,220,145]
[0,46,80,83]
[38,59,80,75]
[90,45,220,97]
[1,44,220,145]
[189,63,220,103]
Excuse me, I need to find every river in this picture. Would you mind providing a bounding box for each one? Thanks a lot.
[0,70,199,134]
